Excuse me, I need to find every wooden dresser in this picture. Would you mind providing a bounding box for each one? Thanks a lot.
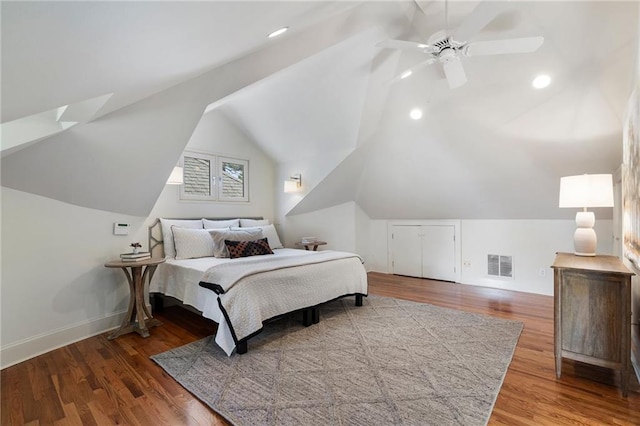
[552,252,634,396]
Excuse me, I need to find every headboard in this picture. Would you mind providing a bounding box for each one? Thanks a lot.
[148,217,264,258]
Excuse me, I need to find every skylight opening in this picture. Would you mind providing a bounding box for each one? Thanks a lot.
[268,27,288,38]
[532,74,551,89]
[410,108,423,120]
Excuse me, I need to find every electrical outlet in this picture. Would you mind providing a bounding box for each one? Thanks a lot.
[463,260,471,268]
[539,268,546,277]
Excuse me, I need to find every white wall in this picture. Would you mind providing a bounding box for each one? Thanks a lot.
[365,218,613,296]
[460,220,613,295]
[146,111,275,223]
[354,203,372,266]
[279,195,615,297]
[0,110,275,369]
[625,4,640,325]
[0,187,143,368]
[281,202,357,253]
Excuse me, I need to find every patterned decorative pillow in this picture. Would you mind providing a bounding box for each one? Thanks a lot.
[225,238,274,259]
[209,228,264,258]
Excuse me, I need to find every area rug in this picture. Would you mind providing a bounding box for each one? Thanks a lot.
[151,295,523,426]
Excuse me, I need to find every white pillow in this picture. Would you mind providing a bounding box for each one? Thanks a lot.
[160,218,203,258]
[209,228,264,258]
[173,227,216,260]
[202,218,240,229]
[232,224,283,249]
[240,218,269,227]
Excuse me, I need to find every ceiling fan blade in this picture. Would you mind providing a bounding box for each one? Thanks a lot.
[442,57,467,89]
[452,1,509,42]
[377,40,430,51]
[466,36,544,56]
[390,58,437,83]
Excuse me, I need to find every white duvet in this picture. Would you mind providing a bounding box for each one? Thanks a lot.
[149,248,368,355]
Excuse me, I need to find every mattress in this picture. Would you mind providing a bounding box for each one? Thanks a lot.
[149,248,367,355]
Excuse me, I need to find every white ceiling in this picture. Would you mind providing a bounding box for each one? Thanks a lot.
[1,1,360,122]
[1,1,638,219]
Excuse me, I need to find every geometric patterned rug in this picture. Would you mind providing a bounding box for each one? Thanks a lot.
[151,295,523,426]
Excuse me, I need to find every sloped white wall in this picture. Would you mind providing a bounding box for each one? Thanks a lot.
[0,111,275,369]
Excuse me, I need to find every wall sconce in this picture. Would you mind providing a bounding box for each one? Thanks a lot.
[166,166,184,185]
[559,174,614,256]
[284,174,302,193]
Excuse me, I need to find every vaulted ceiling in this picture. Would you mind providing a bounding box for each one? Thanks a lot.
[2,1,638,219]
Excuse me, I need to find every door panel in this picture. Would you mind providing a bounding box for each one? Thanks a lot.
[391,226,422,277]
[422,225,456,282]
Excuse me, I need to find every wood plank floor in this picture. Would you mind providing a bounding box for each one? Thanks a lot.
[2,272,639,425]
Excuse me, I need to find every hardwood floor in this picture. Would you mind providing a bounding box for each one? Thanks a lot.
[2,272,639,425]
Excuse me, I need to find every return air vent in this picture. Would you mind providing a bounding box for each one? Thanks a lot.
[488,255,513,278]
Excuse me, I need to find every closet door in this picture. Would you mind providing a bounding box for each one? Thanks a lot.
[391,226,422,277]
[421,225,456,282]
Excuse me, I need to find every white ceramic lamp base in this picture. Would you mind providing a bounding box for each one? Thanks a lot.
[573,211,596,256]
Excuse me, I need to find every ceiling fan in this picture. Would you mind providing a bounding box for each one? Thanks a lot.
[379,1,544,89]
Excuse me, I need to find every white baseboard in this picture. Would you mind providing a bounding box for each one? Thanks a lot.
[1,310,128,370]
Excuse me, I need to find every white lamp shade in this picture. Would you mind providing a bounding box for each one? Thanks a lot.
[166,166,184,185]
[284,180,298,193]
[284,174,301,193]
[558,174,614,208]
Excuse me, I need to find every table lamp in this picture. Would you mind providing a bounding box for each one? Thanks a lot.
[559,174,614,256]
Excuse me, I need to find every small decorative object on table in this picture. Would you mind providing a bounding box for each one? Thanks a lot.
[130,242,142,254]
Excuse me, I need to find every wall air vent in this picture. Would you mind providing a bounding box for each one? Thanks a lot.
[488,254,513,278]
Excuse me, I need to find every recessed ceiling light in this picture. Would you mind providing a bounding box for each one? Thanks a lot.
[268,27,288,38]
[410,108,423,120]
[532,74,551,89]
[400,70,413,79]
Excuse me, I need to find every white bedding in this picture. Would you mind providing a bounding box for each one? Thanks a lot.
[149,248,368,355]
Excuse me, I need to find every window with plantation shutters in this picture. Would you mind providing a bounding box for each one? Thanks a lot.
[179,151,249,202]
[219,157,248,202]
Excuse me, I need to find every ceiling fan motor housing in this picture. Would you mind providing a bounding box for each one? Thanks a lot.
[427,31,467,62]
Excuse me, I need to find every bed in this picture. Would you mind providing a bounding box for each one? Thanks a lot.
[147,217,368,355]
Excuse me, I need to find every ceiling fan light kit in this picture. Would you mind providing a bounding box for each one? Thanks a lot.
[380,1,544,89]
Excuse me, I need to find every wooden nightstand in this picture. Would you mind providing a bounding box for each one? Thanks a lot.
[104,257,165,339]
[295,241,327,251]
[551,252,634,396]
